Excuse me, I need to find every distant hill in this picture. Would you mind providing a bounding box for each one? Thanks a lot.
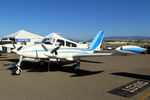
[103,36,150,41]
[65,36,150,42]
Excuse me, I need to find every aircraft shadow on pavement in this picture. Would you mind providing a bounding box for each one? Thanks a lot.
[0,59,18,62]
[7,61,104,77]
[60,67,104,77]
[0,57,8,58]
[80,59,103,64]
[111,72,150,80]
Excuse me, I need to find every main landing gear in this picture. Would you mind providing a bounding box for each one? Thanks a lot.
[47,58,62,71]
[73,59,80,71]
[13,57,80,75]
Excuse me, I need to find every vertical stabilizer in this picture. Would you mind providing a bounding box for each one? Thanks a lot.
[89,30,104,51]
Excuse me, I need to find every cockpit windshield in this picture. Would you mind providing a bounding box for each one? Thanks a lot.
[42,38,55,45]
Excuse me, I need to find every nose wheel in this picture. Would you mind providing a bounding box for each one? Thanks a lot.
[14,56,23,75]
[15,67,22,75]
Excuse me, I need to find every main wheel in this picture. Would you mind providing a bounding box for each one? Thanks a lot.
[73,64,80,71]
[39,61,45,66]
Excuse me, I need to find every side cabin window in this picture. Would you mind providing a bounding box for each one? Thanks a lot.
[66,41,71,47]
[56,39,64,46]
[66,41,77,47]
[72,43,77,47]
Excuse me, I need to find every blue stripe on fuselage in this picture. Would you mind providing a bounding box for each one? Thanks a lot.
[57,51,88,54]
[23,49,88,54]
[23,49,52,52]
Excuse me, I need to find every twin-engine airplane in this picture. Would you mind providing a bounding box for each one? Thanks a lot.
[14,30,116,75]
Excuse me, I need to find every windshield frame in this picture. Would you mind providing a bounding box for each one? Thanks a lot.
[42,38,55,45]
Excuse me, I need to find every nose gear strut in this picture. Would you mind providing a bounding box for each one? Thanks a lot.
[15,56,23,75]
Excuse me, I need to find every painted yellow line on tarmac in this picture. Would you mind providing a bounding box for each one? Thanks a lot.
[140,93,150,100]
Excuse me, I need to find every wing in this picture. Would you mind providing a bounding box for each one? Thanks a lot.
[73,53,119,58]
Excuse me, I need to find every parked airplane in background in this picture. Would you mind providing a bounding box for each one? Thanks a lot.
[0,45,2,55]
[0,45,2,51]
[14,30,116,75]
[115,45,147,54]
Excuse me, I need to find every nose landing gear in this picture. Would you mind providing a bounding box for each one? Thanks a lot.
[14,56,23,75]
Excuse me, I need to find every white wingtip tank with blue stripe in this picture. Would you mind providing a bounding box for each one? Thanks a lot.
[89,30,104,51]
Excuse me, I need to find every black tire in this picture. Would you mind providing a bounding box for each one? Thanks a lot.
[39,61,45,66]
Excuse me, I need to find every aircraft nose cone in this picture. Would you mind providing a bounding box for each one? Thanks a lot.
[17,51,23,55]
[115,47,120,51]
[115,46,123,52]
[11,49,17,53]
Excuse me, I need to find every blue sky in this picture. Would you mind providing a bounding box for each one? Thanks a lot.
[0,0,150,41]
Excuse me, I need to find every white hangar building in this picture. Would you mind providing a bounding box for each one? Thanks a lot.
[1,30,43,53]
[2,30,43,45]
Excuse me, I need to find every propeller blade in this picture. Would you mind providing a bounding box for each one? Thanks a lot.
[17,46,23,51]
[12,42,16,49]
[51,44,62,54]
[41,44,48,51]
[51,46,60,54]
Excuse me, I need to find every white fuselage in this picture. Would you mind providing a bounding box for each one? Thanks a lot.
[17,44,93,61]
[115,45,147,54]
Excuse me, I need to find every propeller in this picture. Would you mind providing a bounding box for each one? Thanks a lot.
[120,46,123,50]
[11,42,17,53]
[41,43,62,55]
[50,44,62,55]
[41,43,62,72]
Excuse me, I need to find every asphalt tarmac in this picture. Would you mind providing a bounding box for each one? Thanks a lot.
[0,53,150,100]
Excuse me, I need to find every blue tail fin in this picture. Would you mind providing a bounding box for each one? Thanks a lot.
[88,30,104,51]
